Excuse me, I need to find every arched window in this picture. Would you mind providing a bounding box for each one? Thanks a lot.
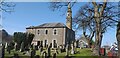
[54,29,57,35]
[38,30,40,34]
[45,30,48,34]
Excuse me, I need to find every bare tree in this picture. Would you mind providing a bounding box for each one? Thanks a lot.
[0,1,15,12]
[0,0,15,30]
[49,1,119,56]
[116,21,120,58]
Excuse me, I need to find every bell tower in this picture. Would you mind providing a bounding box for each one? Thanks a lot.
[66,3,72,29]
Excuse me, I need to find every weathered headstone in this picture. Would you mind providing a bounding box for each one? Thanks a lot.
[66,44,69,56]
[30,49,36,58]
[79,41,84,49]
[47,44,51,57]
[59,45,62,53]
[5,42,8,48]
[31,44,34,50]
[53,53,56,58]
[26,51,30,56]
[41,51,47,58]
[13,53,19,58]
[71,44,74,54]
[54,43,57,48]
[40,47,43,52]
[40,41,43,47]
[14,43,17,49]
[55,48,59,54]
[35,55,40,58]
[74,41,77,54]
[7,45,11,54]
[35,45,38,50]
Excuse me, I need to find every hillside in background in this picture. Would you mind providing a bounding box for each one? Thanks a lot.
[0,29,12,44]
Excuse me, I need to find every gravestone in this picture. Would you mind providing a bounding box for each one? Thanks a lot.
[35,55,40,58]
[39,46,43,53]
[40,41,43,47]
[47,44,51,57]
[55,48,59,54]
[54,43,57,48]
[71,44,74,54]
[41,51,47,58]
[79,41,84,49]
[66,44,69,56]
[74,42,77,54]
[26,51,30,56]
[30,49,36,58]
[7,45,11,54]
[53,53,56,58]
[37,41,40,46]
[59,45,62,53]
[13,53,19,58]
[63,45,66,52]
[74,41,77,48]
[35,45,38,50]
[31,44,34,50]
[5,42,8,48]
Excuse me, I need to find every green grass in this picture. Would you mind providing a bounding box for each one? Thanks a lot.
[56,48,92,56]
[72,48,92,56]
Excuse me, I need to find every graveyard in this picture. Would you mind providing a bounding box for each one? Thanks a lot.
[4,47,92,58]
[1,1,120,58]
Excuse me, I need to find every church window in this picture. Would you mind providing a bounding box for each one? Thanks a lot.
[38,30,40,34]
[54,29,57,35]
[45,30,48,34]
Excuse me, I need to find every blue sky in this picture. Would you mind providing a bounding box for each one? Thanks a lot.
[2,2,117,46]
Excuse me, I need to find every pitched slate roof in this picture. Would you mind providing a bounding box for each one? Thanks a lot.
[26,23,67,29]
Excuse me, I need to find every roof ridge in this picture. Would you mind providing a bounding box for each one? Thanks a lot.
[26,22,66,29]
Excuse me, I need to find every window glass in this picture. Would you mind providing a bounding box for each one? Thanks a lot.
[46,30,48,34]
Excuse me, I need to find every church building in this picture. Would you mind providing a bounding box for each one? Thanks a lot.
[26,3,75,48]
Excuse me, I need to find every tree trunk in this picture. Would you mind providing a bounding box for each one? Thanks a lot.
[116,22,120,58]
[93,19,102,56]
[118,41,120,58]
[87,39,91,48]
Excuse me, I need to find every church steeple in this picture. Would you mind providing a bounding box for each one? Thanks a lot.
[66,2,72,29]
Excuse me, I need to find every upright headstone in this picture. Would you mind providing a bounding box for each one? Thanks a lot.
[40,46,43,53]
[40,41,43,47]
[53,53,56,58]
[13,53,19,58]
[74,41,77,48]
[7,45,11,54]
[5,42,8,48]
[71,44,74,54]
[35,55,40,58]
[14,43,17,51]
[26,51,30,56]
[35,45,38,50]
[30,49,36,58]
[74,41,77,54]
[63,45,66,52]
[55,48,59,54]
[47,44,51,57]
[59,45,62,53]
[66,43,69,56]
[41,51,47,58]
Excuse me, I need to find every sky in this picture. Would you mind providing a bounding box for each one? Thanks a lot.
[2,2,118,46]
